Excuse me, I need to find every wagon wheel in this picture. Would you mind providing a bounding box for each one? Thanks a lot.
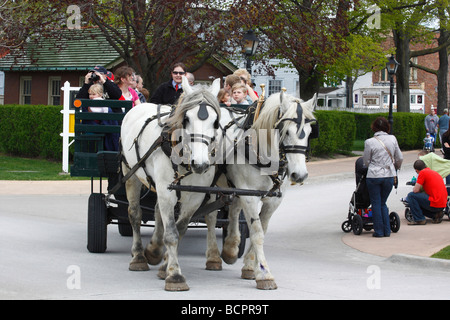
[390,211,401,233]
[351,215,363,235]
[87,193,108,253]
[118,222,133,237]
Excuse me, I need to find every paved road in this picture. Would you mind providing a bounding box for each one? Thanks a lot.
[1,151,450,301]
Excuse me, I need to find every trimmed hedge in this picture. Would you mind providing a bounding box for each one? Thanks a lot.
[310,110,356,155]
[0,104,430,160]
[354,112,428,150]
[0,104,64,160]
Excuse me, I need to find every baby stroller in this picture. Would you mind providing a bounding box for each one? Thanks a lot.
[341,157,401,235]
[423,133,435,153]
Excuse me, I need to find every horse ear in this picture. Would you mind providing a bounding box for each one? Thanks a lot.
[210,78,221,97]
[280,89,285,103]
[182,76,193,95]
[279,90,290,113]
[303,93,317,112]
[312,93,317,110]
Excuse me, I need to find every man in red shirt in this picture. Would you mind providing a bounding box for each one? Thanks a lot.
[407,160,448,225]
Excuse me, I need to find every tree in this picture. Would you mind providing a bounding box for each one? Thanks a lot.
[1,0,242,94]
[410,1,450,114]
[229,0,354,100]
[325,34,390,108]
[369,0,450,112]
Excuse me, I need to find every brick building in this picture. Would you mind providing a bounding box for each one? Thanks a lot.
[319,33,449,114]
[371,34,449,114]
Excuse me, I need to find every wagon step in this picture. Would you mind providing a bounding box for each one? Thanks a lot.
[167,184,282,198]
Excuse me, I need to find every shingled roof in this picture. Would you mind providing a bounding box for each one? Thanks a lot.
[0,28,122,71]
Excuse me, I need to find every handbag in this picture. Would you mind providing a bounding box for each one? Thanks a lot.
[375,136,398,189]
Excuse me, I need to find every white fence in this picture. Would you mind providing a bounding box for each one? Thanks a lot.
[60,81,80,173]
[315,106,424,114]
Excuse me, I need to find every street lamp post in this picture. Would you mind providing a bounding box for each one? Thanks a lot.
[386,54,399,133]
[243,30,259,75]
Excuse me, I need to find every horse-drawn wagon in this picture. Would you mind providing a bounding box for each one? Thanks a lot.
[69,76,319,291]
[70,96,251,256]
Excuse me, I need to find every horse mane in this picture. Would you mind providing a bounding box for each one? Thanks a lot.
[165,87,221,132]
[252,92,315,146]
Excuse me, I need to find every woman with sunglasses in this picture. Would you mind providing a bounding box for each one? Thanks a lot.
[150,62,187,105]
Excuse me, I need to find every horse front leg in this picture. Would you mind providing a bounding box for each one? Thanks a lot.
[204,210,222,270]
[240,197,277,290]
[241,199,280,281]
[125,175,149,271]
[221,201,241,265]
[158,199,189,291]
[145,202,164,265]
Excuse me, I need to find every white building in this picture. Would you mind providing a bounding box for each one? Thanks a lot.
[243,59,300,98]
[318,72,426,113]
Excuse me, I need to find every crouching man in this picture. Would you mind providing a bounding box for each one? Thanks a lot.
[407,160,447,225]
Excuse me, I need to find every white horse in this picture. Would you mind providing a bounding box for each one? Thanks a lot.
[205,91,318,290]
[120,76,221,291]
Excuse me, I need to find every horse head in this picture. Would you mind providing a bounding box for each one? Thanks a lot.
[275,91,318,184]
[168,76,221,174]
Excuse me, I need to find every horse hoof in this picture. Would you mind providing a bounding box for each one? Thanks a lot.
[129,262,150,271]
[205,261,222,271]
[256,280,277,290]
[129,255,149,271]
[157,265,167,279]
[165,275,189,291]
[241,269,255,280]
[221,251,238,265]
[145,248,163,265]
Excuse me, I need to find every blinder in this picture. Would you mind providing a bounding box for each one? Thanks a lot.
[276,102,319,159]
[177,102,219,163]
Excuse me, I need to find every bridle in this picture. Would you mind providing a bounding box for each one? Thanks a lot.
[276,102,318,159]
[173,102,220,164]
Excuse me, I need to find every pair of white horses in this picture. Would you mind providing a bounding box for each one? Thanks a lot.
[120,76,317,291]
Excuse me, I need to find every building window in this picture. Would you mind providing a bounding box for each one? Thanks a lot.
[354,94,358,103]
[417,95,423,104]
[20,77,32,105]
[268,79,282,96]
[380,69,388,82]
[49,77,61,105]
[410,57,418,82]
[411,95,416,104]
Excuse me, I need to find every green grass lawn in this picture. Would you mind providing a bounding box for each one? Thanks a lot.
[431,246,450,260]
[0,154,86,180]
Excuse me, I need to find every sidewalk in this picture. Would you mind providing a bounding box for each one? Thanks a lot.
[307,150,450,260]
[1,150,450,262]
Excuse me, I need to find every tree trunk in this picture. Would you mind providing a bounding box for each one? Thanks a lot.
[298,66,321,101]
[346,75,354,108]
[437,29,449,115]
[393,28,411,113]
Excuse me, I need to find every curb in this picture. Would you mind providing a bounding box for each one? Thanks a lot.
[386,254,450,271]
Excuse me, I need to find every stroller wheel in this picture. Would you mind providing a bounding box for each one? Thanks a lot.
[404,208,413,222]
[341,220,352,233]
[390,211,401,232]
[352,215,363,235]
